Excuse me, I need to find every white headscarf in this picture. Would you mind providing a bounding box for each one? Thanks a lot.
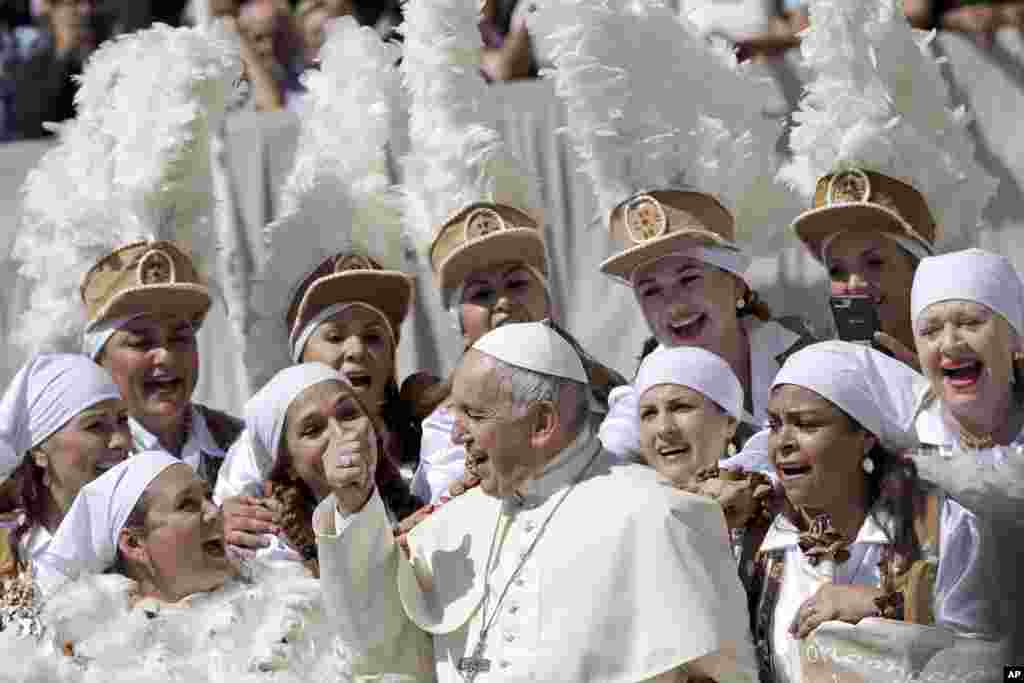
[0,354,121,484]
[911,248,1024,336]
[634,346,744,421]
[244,362,346,478]
[772,340,925,452]
[39,451,182,583]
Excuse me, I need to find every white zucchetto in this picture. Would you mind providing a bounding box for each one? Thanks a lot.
[771,341,926,452]
[39,451,182,583]
[0,354,121,484]
[471,321,589,383]
[911,248,1024,336]
[244,362,347,477]
[635,346,744,421]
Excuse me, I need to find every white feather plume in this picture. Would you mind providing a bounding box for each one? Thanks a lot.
[11,23,241,355]
[400,0,542,255]
[538,0,788,253]
[778,0,997,248]
[246,17,403,388]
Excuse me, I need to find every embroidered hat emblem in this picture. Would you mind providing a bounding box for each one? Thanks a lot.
[334,254,374,272]
[463,207,506,242]
[827,169,872,205]
[624,195,668,244]
[137,249,175,285]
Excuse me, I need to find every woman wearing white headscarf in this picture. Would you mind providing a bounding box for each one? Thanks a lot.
[750,341,998,683]
[0,354,129,579]
[634,346,772,526]
[634,346,775,589]
[907,247,1024,666]
[240,362,413,575]
[3,451,359,682]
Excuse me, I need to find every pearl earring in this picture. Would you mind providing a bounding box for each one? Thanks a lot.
[862,456,875,474]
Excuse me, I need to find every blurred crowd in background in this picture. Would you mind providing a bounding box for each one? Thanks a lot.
[3,0,1024,143]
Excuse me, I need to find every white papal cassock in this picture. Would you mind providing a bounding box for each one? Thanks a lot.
[314,427,758,682]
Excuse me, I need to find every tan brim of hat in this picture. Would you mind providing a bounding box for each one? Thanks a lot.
[792,202,933,265]
[438,228,547,296]
[599,228,739,286]
[90,283,212,329]
[294,270,413,337]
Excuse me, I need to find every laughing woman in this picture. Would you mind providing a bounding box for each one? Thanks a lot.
[751,341,998,683]
[5,451,356,681]
[216,19,420,551]
[400,0,625,506]
[243,362,412,576]
[0,355,130,577]
[908,248,1024,664]
[10,25,245,489]
[778,0,995,369]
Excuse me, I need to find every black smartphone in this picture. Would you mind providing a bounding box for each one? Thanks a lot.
[829,295,880,345]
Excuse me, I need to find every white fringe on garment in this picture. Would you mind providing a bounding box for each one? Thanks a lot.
[245,17,406,389]
[11,23,241,355]
[537,0,789,253]
[777,0,997,248]
[399,0,542,256]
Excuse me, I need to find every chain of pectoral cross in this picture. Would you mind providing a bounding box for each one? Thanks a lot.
[456,447,601,682]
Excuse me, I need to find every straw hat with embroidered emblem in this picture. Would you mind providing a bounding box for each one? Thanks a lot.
[244,18,413,390]
[11,23,240,357]
[540,0,792,287]
[778,0,997,265]
[401,0,546,305]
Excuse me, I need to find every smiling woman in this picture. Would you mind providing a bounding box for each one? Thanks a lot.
[3,452,357,682]
[239,362,415,576]
[0,355,129,578]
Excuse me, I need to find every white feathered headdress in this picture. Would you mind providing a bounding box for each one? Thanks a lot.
[11,23,241,355]
[400,0,547,301]
[780,0,997,262]
[538,0,788,284]
[245,17,410,389]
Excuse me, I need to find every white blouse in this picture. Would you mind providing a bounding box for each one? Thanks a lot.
[759,512,892,683]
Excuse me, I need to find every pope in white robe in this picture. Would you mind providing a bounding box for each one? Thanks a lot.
[314,322,757,682]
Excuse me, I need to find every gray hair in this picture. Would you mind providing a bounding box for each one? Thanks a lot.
[488,356,590,436]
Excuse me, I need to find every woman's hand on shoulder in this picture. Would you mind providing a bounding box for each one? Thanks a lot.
[695,476,771,529]
[791,584,885,639]
[391,475,480,557]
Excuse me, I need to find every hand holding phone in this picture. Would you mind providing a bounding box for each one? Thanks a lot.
[829,295,880,346]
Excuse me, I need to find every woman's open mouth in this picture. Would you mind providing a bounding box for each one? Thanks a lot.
[344,372,373,390]
[941,360,983,389]
[144,376,182,396]
[777,462,812,480]
[657,445,690,462]
[202,538,227,558]
[666,313,707,342]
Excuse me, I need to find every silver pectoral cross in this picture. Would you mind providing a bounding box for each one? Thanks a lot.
[457,639,491,681]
